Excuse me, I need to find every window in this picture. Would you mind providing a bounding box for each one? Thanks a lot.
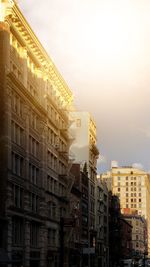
[91,185,94,196]
[118,187,120,192]
[48,228,56,246]
[11,121,24,146]
[11,152,23,177]
[82,216,88,226]
[47,151,57,170]
[82,202,88,213]
[90,201,95,213]
[30,193,39,212]
[12,185,24,208]
[12,217,23,246]
[30,222,39,248]
[29,164,39,185]
[29,111,37,130]
[12,93,23,117]
[47,176,58,194]
[48,202,57,219]
[29,136,39,157]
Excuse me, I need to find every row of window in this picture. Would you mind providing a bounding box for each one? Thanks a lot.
[117,176,140,180]
[12,184,39,212]
[11,94,67,136]
[118,187,141,192]
[12,183,68,215]
[126,198,141,203]
[12,217,40,247]
[12,151,67,178]
[12,125,67,157]
[47,176,66,196]
[126,203,142,208]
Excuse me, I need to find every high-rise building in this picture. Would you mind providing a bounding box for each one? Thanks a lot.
[0,1,75,266]
[69,111,99,265]
[101,165,150,257]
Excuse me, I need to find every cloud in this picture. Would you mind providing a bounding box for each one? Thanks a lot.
[97,155,107,166]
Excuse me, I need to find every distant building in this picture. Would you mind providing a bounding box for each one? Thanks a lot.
[120,217,132,259]
[69,111,99,266]
[124,215,147,259]
[109,194,122,267]
[71,163,89,267]
[101,165,150,256]
[96,176,109,267]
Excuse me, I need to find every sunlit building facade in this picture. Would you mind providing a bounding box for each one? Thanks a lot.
[0,1,74,266]
[101,165,150,256]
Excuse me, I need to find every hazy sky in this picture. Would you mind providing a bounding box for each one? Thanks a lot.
[19,0,150,173]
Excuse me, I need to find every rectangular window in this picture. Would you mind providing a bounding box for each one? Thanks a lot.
[11,121,24,146]
[12,93,23,117]
[29,164,39,185]
[11,152,23,177]
[47,151,57,170]
[12,184,24,208]
[12,217,23,246]
[30,193,39,213]
[48,202,57,219]
[30,222,39,248]
[29,111,37,130]
[48,228,56,246]
[29,136,39,158]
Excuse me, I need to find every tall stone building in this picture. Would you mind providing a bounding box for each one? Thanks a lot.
[0,1,75,266]
[101,165,150,257]
[69,111,99,266]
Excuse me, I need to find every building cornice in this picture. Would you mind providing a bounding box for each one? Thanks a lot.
[5,1,73,106]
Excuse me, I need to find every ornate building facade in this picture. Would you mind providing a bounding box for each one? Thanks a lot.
[0,1,74,266]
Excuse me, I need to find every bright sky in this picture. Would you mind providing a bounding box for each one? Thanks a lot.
[19,0,150,172]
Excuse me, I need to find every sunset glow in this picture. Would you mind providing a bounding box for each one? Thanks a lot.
[19,0,150,172]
